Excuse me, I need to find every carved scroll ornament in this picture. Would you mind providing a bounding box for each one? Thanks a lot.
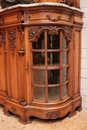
[28,26,72,43]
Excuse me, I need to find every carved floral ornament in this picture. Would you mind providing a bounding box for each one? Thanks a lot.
[0,31,6,46]
[8,29,16,56]
[46,111,61,119]
[28,26,72,43]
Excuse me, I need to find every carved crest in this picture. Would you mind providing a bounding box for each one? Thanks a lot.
[28,26,72,42]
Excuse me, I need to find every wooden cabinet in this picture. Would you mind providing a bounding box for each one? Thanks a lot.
[0,2,83,124]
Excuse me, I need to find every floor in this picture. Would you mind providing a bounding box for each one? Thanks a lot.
[0,105,87,130]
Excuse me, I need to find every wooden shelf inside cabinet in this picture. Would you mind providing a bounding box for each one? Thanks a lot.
[0,2,83,124]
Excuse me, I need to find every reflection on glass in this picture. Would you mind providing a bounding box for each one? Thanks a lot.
[32,32,44,49]
[47,34,60,49]
[33,70,45,85]
[62,36,67,48]
[62,68,67,82]
[48,52,60,65]
[33,87,45,101]
[48,70,60,84]
[62,84,67,98]
[33,52,45,65]
[48,87,60,101]
[62,51,67,65]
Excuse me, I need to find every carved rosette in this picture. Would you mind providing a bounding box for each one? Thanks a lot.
[8,29,16,56]
[28,26,72,42]
[0,31,6,46]
[46,111,61,119]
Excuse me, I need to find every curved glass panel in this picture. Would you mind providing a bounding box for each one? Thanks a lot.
[47,34,60,49]
[33,87,45,102]
[32,70,46,85]
[48,52,60,65]
[48,70,60,84]
[32,32,44,49]
[62,84,67,98]
[33,52,45,65]
[48,87,60,101]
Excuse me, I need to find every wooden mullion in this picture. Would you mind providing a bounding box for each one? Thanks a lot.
[45,31,48,103]
[60,31,63,100]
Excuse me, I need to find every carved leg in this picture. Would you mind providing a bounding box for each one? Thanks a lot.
[68,110,76,118]
[3,108,12,117]
[19,116,32,125]
[76,105,82,112]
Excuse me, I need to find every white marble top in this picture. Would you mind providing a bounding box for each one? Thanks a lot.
[0,2,83,13]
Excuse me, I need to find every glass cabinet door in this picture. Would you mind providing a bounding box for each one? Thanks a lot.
[31,30,69,103]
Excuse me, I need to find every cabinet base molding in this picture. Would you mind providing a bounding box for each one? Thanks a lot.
[0,96,81,124]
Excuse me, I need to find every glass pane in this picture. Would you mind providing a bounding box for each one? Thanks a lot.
[33,52,45,65]
[32,32,44,49]
[48,87,60,101]
[62,84,67,98]
[47,34,60,49]
[62,68,68,82]
[48,70,60,84]
[62,51,67,65]
[48,52,60,65]
[62,36,67,48]
[33,70,45,85]
[33,87,45,101]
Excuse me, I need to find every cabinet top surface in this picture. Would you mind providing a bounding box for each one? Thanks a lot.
[0,2,83,13]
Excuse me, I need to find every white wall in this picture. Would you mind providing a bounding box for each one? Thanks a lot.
[80,0,87,109]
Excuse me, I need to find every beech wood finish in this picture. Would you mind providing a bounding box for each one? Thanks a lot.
[0,2,83,124]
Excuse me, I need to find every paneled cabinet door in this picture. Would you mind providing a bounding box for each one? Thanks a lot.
[0,30,7,104]
[6,28,22,104]
[6,27,27,105]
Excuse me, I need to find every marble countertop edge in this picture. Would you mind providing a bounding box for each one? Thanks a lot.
[0,2,83,13]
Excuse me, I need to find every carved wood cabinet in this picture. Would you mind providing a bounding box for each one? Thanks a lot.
[0,2,83,124]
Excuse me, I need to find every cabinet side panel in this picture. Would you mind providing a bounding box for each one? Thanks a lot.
[74,30,81,95]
